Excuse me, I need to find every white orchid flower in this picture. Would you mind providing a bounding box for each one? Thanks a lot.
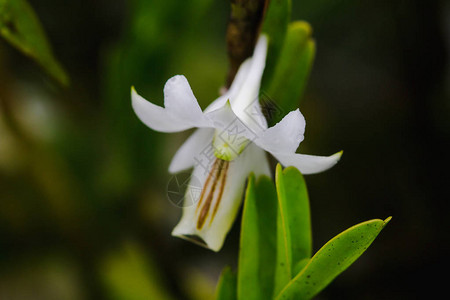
[131,35,342,252]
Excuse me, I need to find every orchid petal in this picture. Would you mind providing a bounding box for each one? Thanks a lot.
[172,143,270,251]
[169,128,215,174]
[131,76,211,132]
[254,109,305,154]
[163,75,210,126]
[231,35,268,111]
[204,59,252,114]
[203,36,269,132]
[230,35,269,132]
[132,87,186,132]
[272,151,343,175]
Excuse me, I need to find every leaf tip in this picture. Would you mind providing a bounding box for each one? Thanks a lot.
[275,163,283,174]
[290,21,313,37]
[383,216,392,226]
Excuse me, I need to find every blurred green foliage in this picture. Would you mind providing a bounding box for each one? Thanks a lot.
[99,242,174,300]
[0,0,69,86]
[0,0,447,299]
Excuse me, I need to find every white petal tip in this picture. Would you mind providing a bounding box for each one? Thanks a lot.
[130,86,142,103]
[131,86,139,100]
[168,163,189,174]
[168,165,177,174]
[273,150,343,175]
[258,34,268,45]
[165,74,184,85]
[171,229,221,252]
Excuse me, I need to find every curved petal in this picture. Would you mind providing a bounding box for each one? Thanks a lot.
[203,59,252,114]
[163,75,210,127]
[254,109,305,154]
[132,87,187,132]
[231,35,268,112]
[230,35,269,132]
[272,151,343,175]
[131,76,211,133]
[172,143,270,251]
[203,35,269,133]
[169,128,215,174]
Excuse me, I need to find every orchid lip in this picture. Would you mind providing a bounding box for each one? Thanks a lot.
[195,158,229,230]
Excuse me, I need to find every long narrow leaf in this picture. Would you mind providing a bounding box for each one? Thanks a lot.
[238,174,277,300]
[273,164,312,296]
[266,21,315,125]
[261,0,291,89]
[276,217,391,300]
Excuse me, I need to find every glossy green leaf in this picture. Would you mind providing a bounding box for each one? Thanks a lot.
[261,0,291,88]
[0,0,69,86]
[293,258,309,276]
[216,267,237,300]
[276,217,392,300]
[266,21,315,125]
[273,164,312,296]
[238,174,278,300]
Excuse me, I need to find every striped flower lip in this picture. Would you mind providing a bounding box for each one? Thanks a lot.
[131,35,342,251]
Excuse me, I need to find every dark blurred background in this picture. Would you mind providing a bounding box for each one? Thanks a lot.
[0,0,448,299]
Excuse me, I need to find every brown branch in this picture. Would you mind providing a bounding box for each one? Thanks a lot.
[225,0,268,88]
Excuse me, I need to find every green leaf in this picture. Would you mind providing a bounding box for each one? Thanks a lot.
[261,0,291,89]
[0,0,69,86]
[237,174,278,300]
[276,217,392,300]
[273,164,312,296]
[216,267,237,300]
[293,258,309,276]
[266,21,315,125]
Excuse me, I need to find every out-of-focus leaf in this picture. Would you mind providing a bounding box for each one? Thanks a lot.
[276,217,392,300]
[99,242,174,300]
[0,0,69,86]
[181,269,216,300]
[215,267,237,300]
[273,164,312,296]
[238,174,277,300]
[266,21,315,125]
[261,0,291,89]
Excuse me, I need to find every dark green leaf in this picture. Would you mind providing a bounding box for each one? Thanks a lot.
[261,0,291,89]
[266,21,315,125]
[238,174,278,300]
[216,267,237,300]
[276,217,392,300]
[273,164,312,296]
[0,0,69,86]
